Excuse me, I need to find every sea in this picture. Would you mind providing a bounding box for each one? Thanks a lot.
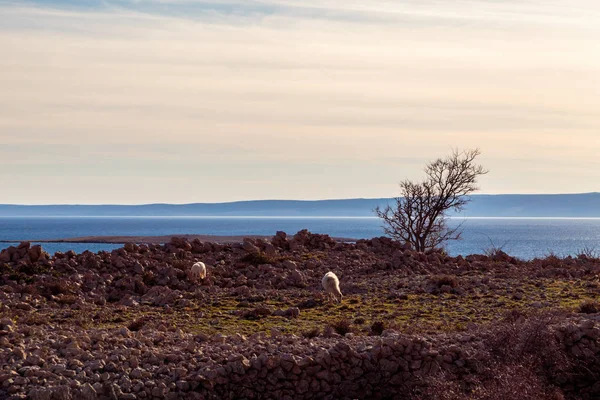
[1,217,600,261]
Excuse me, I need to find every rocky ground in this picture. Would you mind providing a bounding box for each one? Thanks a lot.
[1,230,600,399]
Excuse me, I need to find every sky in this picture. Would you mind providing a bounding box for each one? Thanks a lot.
[1,0,599,204]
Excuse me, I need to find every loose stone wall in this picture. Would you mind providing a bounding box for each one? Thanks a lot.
[0,318,597,400]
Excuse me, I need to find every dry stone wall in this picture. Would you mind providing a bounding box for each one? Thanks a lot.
[0,318,598,400]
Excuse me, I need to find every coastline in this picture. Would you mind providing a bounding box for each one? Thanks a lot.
[2,234,359,245]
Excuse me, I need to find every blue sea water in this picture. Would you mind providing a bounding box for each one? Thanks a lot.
[0,217,599,260]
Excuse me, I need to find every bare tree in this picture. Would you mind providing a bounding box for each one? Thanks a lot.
[375,149,488,252]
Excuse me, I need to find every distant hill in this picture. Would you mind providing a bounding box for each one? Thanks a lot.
[0,193,599,217]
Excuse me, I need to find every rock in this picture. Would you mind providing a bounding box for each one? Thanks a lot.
[27,244,46,262]
[243,307,272,320]
[243,239,260,254]
[141,286,182,306]
[271,231,289,249]
[123,243,137,253]
[264,243,277,257]
[51,386,72,400]
[0,249,11,263]
[79,383,98,400]
[297,299,320,309]
[28,388,52,400]
[25,355,44,367]
[130,368,143,379]
[289,269,306,287]
[272,307,300,319]
[167,237,192,251]
[440,285,452,294]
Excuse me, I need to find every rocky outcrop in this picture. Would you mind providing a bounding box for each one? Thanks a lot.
[0,242,49,265]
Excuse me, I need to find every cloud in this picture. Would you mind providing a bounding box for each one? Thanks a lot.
[0,1,599,203]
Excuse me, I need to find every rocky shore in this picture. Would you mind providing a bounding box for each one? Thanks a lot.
[2,230,600,399]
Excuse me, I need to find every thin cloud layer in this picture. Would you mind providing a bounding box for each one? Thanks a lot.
[1,1,599,203]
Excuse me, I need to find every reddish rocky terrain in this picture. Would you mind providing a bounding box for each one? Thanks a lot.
[1,230,600,399]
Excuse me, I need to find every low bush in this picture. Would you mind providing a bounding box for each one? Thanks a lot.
[577,246,599,260]
[301,327,321,339]
[128,317,150,332]
[370,320,386,336]
[38,279,74,299]
[578,299,600,314]
[329,318,353,336]
[240,252,275,266]
[413,310,572,400]
[430,274,459,288]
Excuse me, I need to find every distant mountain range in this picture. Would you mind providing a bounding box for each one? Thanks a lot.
[0,193,599,217]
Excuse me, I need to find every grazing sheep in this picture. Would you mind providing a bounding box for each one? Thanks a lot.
[322,271,343,303]
[189,261,207,281]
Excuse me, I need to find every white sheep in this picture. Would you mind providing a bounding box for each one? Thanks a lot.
[322,271,342,303]
[189,261,207,282]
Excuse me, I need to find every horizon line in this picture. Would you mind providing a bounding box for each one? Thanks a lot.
[1,216,600,220]
[1,191,599,207]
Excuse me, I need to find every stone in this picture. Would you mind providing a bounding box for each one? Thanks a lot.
[79,383,97,400]
[28,389,52,400]
[243,239,260,254]
[28,245,44,262]
[264,243,277,257]
[0,249,10,263]
[51,386,72,400]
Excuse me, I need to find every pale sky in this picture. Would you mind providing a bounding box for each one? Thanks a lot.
[1,0,599,204]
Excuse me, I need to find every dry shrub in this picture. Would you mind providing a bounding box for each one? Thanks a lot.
[536,251,564,268]
[134,279,148,295]
[15,284,39,296]
[128,317,150,332]
[578,299,600,314]
[142,271,157,286]
[20,313,50,326]
[370,321,386,336]
[430,274,459,288]
[413,310,573,400]
[17,263,51,276]
[486,311,569,371]
[106,290,122,303]
[322,325,335,337]
[415,365,564,400]
[577,246,599,260]
[55,294,79,305]
[467,364,565,400]
[240,252,275,266]
[329,318,353,336]
[481,311,571,392]
[242,307,272,320]
[38,279,74,299]
[170,259,188,270]
[301,327,321,339]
